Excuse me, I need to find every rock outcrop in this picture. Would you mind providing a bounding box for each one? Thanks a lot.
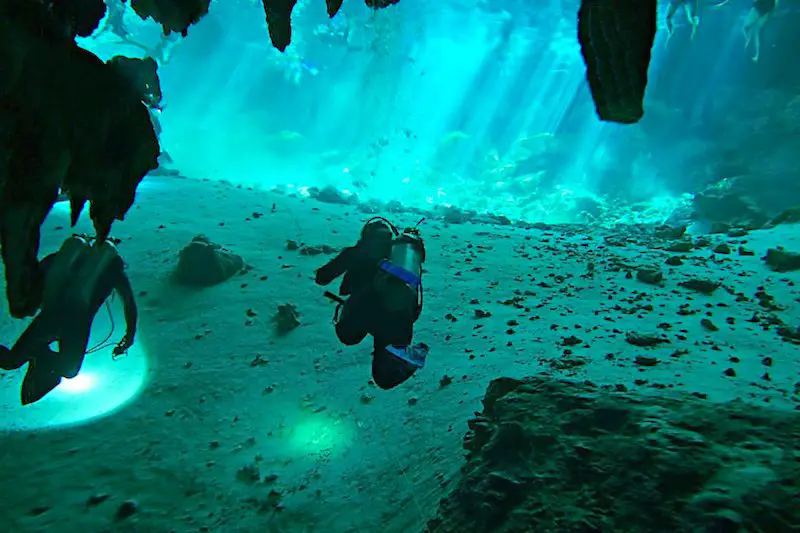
[691,174,800,230]
[172,235,245,287]
[426,376,800,533]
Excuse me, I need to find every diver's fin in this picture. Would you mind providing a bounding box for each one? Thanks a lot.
[20,359,62,405]
[577,0,658,124]
[386,343,428,369]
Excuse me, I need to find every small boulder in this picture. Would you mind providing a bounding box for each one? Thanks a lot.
[763,248,800,272]
[273,303,300,335]
[173,235,245,287]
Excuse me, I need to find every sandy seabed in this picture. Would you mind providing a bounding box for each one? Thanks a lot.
[0,175,798,533]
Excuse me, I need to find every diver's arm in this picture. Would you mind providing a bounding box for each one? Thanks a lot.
[315,247,355,286]
[115,272,138,347]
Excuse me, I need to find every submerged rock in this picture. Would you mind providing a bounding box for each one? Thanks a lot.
[654,224,686,240]
[273,303,300,335]
[308,185,358,206]
[425,377,800,533]
[763,248,800,272]
[767,205,800,227]
[665,241,694,253]
[679,278,721,295]
[636,267,663,285]
[692,187,768,229]
[172,235,244,287]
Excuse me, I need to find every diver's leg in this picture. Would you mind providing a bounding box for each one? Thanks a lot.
[743,10,757,44]
[752,29,761,61]
[665,2,678,36]
[55,314,93,379]
[372,305,414,348]
[752,17,767,61]
[685,1,700,39]
[0,315,56,370]
[688,0,699,19]
[0,346,10,368]
[371,342,417,390]
[20,358,62,405]
[334,291,371,346]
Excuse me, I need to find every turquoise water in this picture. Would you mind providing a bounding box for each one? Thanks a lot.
[75,0,787,224]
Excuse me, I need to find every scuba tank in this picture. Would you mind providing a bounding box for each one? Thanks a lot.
[374,219,425,315]
[73,238,121,308]
[41,234,121,312]
[41,235,91,312]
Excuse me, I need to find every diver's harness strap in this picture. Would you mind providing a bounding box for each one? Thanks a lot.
[378,260,421,288]
[323,291,346,323]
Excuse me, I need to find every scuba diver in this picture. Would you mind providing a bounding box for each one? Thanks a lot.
[0,234,138,405]
[96,0,181,67]
[94,0,129,41]
[665,0,700,41]
[665,0,737,44]
[743,0,779,62]
[315,217,428,390]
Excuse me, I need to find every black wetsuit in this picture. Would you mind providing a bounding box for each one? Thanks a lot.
[754,0,776,16]
[315,226,420,389]
[0,248,137,404]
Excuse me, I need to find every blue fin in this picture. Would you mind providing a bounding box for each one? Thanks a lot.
[386,343,429,369]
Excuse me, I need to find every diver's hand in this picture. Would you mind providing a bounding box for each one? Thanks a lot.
[113,332,135,356]
[314,268,330,286]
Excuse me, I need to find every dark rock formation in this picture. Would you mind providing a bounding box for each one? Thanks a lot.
[263,0,399,52]
[257,0,656,124]
[0,0,159,318]
[689,174,800,229]
[577,0,657,124]
[172,235,245,287]
[767,206,800,228]
[129,0,211,36]
[692,188,766,229]
[262,0,298,53]
[425,376,800,533]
